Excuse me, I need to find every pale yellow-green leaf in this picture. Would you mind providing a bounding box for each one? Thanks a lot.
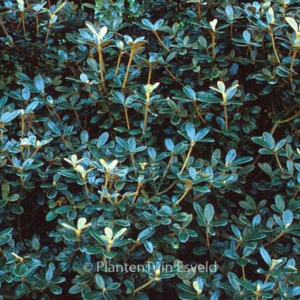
[75,165,85,175]
[11,252,24,261]
[108,159,118,171]
[217,81,226,93]
[193,281,201,294]
[85,21,99,37]
[104,227,113,240]
[209,86,222,94]
[100,159,108,169]
[77,217,87,230]
[99,26,108,40]
[144,82,160,94]
[226,84,239,94]
[61,223,76,231]
[53,1,67,15]
[113,228,127,240]
[285,17,299,33]
[17,0,25,11]
[210,19,218,32]
[63,158,72,165]
[70,154,78,164]
[268,8,275,24]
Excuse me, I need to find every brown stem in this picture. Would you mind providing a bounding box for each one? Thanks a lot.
[100,174,110,203]
[142,102,149,134]
[193,101,206,123]
[126,241,142,254]
[173,187,192,206]
[44,24,52,46]
[289,49,299,91]
[97,45,106,91]
[147,65,152,84]
[153,31,169,52]
[211,32,216,59]
[164,66,184,86]
[163,154,174,178]
[264,231,285,246]
[124,106,130,130]
[17,198,22,241]
[196,3,201,19]
[133,278,155,295]
[122,49,134,89]
[132,182,142,204]
[156,180,176,195]
[115,51,122,76]
[21,113,25,139]
[206,229,210,247]
[269,30,280,63]
[274,153,283,171]
[179,142,195,174]
[0,18,10,37]
[222,93,228,130]
[230,24,233,38]
[130,154,137,175]
[35,14,39,35]
[20,12,26,37]
[242,265,246,280]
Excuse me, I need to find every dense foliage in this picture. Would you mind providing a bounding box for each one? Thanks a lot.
[1,0,300,299]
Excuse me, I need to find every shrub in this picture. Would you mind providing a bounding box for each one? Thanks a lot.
[1,0,300,299]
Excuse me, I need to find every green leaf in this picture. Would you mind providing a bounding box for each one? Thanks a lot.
[116,137,129,151]
[228,272,241,291]
[243,30,251,42]
[84,291,104,300]
[234,278,255,292]
[225,149,236,164]
[104,291,118,300]
[231,225,241,238]
[186,122,195,140]
[97,132,109,148]
[0,227,13,245]
[165,138,174,151]
[95,274,105,289]
[46,210,58,221]
[282,210,293,227]
[113,228,127,240]
[154,19,164,30]
[45,268,53,281]
[141,19,154,30]
[178,230,189,243]
[89,229,106,245]
[263,132,275,149]
[49,284,63,295]
[143,240,154,253]
[251,136,271,149]
[272,194,285,212]
[198,92,221,103]
[274,139,286,151]
[22,88,31,101]
[69,285,83,294]
[204,203,214,223]
[194,127,210,142]
[0,110,20,123]
[225,5,234,19]
[260,247,271,266]
[34,75,45,92]
[183,85,196,100]
[138,227,155,241]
